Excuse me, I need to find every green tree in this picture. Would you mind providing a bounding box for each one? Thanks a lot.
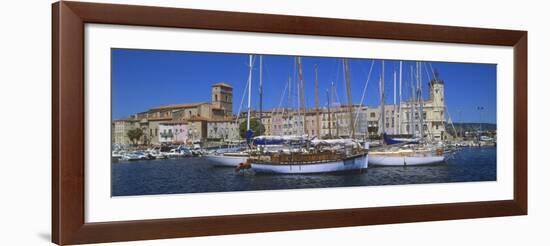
[127,128,143,145]
[239,118,265,139]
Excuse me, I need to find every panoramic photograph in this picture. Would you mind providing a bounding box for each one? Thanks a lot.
[111,48,497,196]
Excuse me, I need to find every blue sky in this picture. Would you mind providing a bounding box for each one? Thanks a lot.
[112,49,496,124]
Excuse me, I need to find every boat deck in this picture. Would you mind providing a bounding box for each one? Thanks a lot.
[250,151,367,165]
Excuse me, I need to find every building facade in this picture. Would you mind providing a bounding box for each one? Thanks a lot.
[112,120,135,146]
[207,119,239,141]
[112,82,235,146]
[381,77,446,140]
[158,121,189,144]
[112,76,448,146]
[251,77,446,141]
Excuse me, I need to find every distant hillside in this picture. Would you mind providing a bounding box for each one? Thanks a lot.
[446,122,496,132]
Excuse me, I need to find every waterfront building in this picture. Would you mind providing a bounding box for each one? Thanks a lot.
[113,119,136,146]
[137,117,172,145]
[112,76,448,145]
[207,119,240,141]
[113,82,234,146]
[260,114,273,136]
[382,76,447,141]
[210,82,233,117]
[158,121,189,144]
[269,111,287,136]
[253,76,446,141]
[187,117,208,143]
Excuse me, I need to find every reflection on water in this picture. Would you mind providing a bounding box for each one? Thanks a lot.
[112,147,496,196]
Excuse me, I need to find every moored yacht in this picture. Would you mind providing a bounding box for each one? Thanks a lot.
[368,145,445,166]
[248,138,368,174]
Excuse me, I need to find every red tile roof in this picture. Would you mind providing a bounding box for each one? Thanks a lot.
[160,120,189,125]
[212,82,233,88]
[151,102,209,110]
[187,116,210,121]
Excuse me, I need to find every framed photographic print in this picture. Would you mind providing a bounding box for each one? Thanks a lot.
[52,1,527,245]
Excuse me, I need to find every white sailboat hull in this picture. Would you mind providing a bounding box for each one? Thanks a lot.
[368,155,445,166]
[204,154,247,167]
[251,154,368,174]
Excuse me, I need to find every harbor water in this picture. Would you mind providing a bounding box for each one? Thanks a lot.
[112,147,496,196]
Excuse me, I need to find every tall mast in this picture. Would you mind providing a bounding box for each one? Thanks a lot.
[315,64,320,137]
[331,81,338,137]
[287,76,291,120]
[326,88,332,138]
[410,65,415,137]
[298,57,301,135]
[417,62,424,139]
[246,55,253,131]
[393,69,397,134]
[344,59,354,139]
[297,57,305,135]
[380,61,385,136]
[259,55,263,130]
[399,61,402,135]
[287,76,292,135]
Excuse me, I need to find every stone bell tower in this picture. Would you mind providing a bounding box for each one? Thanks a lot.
[211,82,233,115]
[428,69,446,140]
[429,69,445,107]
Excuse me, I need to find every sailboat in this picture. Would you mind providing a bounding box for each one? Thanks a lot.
[205,55,257,167]
[249,138,368,174]
[205,151,249,167]
[247,58,368,174]
[368,145,445,166]
[368,61,445,166]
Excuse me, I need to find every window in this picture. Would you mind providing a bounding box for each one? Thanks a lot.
[215,95,218,101]
[370,112,376,118]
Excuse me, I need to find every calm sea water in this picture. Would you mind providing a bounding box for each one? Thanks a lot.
[111,147,496,196]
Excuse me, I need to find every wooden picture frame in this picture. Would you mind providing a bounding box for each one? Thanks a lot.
[52,1,527,245]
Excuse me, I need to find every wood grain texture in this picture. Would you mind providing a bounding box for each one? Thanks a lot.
[51,3,59,243]
[52,1,528,245]
[513,34,528,213]
[63,1,525,46]
[52,2,85,245]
